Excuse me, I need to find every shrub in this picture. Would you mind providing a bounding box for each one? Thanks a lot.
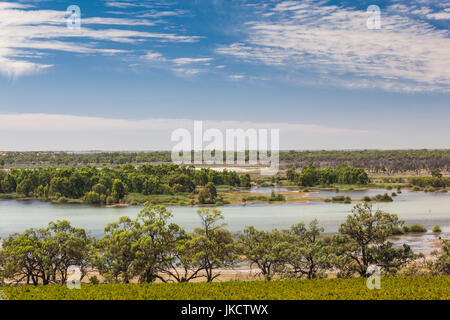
[89,276,100,285]
[391,226,404,235]
[84,191,102,205]
[407,224,427,233]
[362,196,371,202]
[432,225,442,233]
[372,193,393,202]
[412,186,421,192]
[57,196,68,204]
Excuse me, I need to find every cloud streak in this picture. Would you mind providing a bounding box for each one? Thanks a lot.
[217,0,450,92]
[0,2,199,77]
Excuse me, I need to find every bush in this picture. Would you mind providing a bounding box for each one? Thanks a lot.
[424,186,435,192]
[391,226,404,235]
[371,193,393,202]
[57,197,68,204]
[89,276,100,285]
[407,224,428,233]
[84,191,103,205]
[412,186,421,192]
[362,196,371,202]
[432,225,442,233]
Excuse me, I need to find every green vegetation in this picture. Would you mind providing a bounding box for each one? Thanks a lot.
[1,204,448,290]
[1,276,449,300]
[361,193,393,202]
[242,191,286,203]
[286,164,369,187]
[433,225,442,233]
[410,169,449,189]
[0,164,247,205]
[403,224,428,233]
[325,196,352,204]
[2,150,449,175]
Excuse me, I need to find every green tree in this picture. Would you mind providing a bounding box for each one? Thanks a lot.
[431,168,443,179]
[198,182,217,204]
[0,221,92,285]
[94,216,141,283]
[16,178,34,197]
[240,174,251,187]
[132,205,187,283]
[333,203,417,277]
[286,166,298,183]
[190,208,236,282]
[238,227,285,280]
[92,183,107,195]
[279,220,332,279]
[111,179,127,202]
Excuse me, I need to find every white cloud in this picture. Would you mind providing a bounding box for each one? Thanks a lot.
[171,68,202,76]
[217,1,450,92]
[0,2,199,78]
[0,113,371,151]
[229,74,245,80]
[143,51,166,61]
[172,57,214,65]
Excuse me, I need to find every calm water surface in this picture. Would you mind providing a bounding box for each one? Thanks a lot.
[1,189,449,253]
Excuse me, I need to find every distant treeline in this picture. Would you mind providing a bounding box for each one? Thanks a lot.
[0,164,250,205]
[1,150,449,174]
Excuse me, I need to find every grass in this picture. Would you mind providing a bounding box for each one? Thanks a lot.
[125,193,194,206]
[1,276,449,300]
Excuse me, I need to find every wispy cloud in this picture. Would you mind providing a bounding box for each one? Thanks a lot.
[142,50,214,76]
[0,2,199,78]
[217,0,450,92]
[172,57,213,65]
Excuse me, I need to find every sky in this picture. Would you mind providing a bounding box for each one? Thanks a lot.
[0,0,449,151]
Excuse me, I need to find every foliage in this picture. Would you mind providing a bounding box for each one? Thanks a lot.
[0,164,244,205]
[289,164,369,187]
[403,224,427,233]
[332,203,417,277]
[0,221,93,285]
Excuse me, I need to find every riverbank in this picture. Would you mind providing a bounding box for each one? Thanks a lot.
[3,184,446,208]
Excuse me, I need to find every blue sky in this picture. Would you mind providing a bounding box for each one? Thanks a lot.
[0,0,449,150]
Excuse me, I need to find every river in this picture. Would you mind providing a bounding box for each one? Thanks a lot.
[1,188,449,253]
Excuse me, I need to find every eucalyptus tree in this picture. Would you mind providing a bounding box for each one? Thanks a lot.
[0,221,92,285]
[333,203,417,277]
[279,220,332,279]
[190,208,237,282]
[238,227,285,281]
[94,216,141,283]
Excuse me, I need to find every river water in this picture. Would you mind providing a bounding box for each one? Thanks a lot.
[1,188,449,253]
